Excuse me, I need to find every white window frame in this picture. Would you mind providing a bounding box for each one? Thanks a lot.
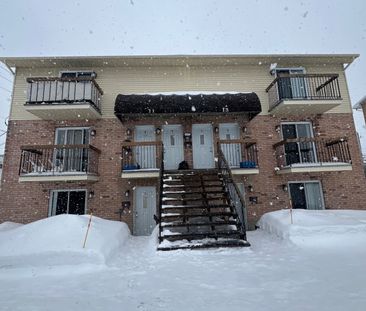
[287,180,325,210]
[280,121,317,165]
[54,127,91,144]
[59,70,96,79]
[48,189,88,217]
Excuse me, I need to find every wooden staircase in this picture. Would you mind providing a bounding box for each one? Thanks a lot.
[157,169,250,251]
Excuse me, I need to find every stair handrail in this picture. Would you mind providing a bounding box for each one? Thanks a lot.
[217,144,248,239]
[157,142,165,239]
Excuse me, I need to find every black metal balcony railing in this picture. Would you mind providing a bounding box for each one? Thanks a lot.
[26,77,103,113]
[218,139,258,168]
[121,141,163,171]
[266,74,342,111]
[273,137,351,169]
[19,144,101,176]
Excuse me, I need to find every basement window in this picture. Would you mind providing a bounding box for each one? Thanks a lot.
[49,190,87,216]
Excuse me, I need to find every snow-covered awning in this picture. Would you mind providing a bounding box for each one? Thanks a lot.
[114,92,262,122]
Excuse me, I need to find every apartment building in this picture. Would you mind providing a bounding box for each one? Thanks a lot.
[0,54,365,249]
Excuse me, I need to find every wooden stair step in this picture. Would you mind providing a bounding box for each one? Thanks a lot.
[161,212,237,221]
[162,190,227,196]
[157,239,250,251]
[160,230,244,242]
[161,220,238,228]
[162,204,230,210]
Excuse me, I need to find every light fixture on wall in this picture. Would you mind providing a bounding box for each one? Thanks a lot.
[242,126,248,133]
[90,129,96,137]
[124,190,130,197]
[126,128,132,136]
[214,126,219,133]
[248,185,254,192]
[88,191,95,199]
[155,128,161,135]
[275,125,281,133]
[282,184,288,192]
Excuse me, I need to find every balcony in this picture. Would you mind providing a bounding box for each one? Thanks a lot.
[273,137,352,174]
[121,141,163,178]
[266,74,342,115]
[218,140,259,174]
[19,144,100,182]
[25,77,103,120]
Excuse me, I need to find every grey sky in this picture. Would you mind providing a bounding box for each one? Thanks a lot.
[0,0,365,153]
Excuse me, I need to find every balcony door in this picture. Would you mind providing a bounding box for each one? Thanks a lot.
[55,128,90,172]
[219,123,241,167]
[134,125,156,169]
[289,182,324,210]
[276,68,307,99]
[281,123,316,166]
[49,190,86,216]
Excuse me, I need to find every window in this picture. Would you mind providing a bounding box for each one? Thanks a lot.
[288,181,324,210]
[59,71,96,79]
[49,190,86,216]
[281,122,316,165]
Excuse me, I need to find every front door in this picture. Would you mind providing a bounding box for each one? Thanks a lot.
[134,186,156,236]
[192,124,215,169]
[219,123,241,167]
[134,125,156,169]
[163,125,184,170]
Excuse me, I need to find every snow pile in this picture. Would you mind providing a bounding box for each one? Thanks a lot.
[257,209,366,248]
[0,221,23,231]
[0,215,130,267]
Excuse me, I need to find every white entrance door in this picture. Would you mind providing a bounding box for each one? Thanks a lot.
[219,123,241,167]
[134,125,156,169]
[192,124,215,169]
[134,186,156,236]
[163,125,184,170]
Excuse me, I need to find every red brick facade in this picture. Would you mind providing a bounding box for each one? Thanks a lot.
[0,112,365,230]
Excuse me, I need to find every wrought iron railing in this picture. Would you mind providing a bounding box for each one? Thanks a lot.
[218,139,258,168]
[273,137,351,168]
[26,77,103,112]
[217,145,248,240]
[19,144,101,176]
[266,74,341,111]
[121,141,163,171]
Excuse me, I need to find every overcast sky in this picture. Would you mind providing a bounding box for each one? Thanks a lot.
[0,0,365,153]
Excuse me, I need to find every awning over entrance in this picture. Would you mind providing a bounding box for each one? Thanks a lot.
[114,92,262,122]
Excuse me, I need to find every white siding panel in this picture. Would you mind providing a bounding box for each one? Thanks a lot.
[9,62,352,121]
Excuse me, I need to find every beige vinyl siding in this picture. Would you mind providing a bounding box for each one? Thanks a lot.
[9,61,352,121]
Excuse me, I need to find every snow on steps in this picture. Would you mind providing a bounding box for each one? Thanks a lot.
[257,209,366,248]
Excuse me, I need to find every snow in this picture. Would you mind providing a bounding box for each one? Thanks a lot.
[0,210,366,310]
[0,215,130,267]
[125,91,251,96]
[0,221,23,231]
[257,209,366,248]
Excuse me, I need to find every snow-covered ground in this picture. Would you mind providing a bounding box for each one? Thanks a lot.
[0,210,366,311]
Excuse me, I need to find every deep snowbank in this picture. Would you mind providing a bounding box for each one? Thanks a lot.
[257,209,366,248]
[0,215,130,267]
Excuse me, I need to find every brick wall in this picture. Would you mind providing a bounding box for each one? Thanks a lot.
[0,112,365,231]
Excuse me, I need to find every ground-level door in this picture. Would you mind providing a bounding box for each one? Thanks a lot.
[134,186,156,236]
[134,125,156,169]
[192,124,215,169]
[163,125,184,170]
[49,190,87,216]
[289,181,324,210]
[219,123,241,167]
